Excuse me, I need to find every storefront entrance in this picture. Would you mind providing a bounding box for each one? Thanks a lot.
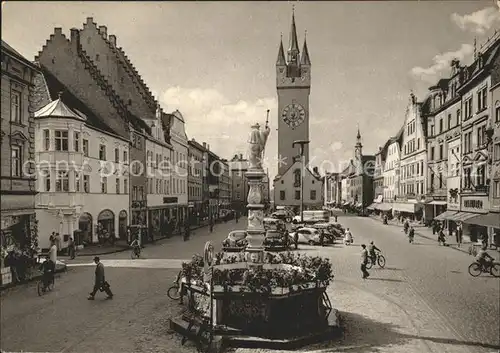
[118,210,128,240]
[97,210,115,238]
[78,213,93,245]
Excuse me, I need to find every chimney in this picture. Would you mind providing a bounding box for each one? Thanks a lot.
[54,27,62,35]
[379,146,382,151]
[207,144,210,150]
[109,34,116,47]
[240,153,243,160]
[70,28,80,52]
[313,167,319,174]
[99,26,107,39]
[203,142,206,149]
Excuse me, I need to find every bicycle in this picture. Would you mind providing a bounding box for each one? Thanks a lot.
[468,261,500,277]
[366,252,386,269]
[167,282,181,300]
[130,240,141,259]
[37,275,54,296]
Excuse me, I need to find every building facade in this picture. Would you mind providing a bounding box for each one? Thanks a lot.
[395,93,427,220]
[229,154,248,214]
[144,107,174,239]
[169,110,189,224]
[206,146,219,219]
[382,129,403,204]
[188,138,206,223]
[489,53,500,246]
[422,64,462,222]
[274,11,311,186]
[33,94,130,249]
[273,161,323,211]
[457,37,499,243]
[219,159,232,211]
[323,172,340,206]
[1,41,40,256]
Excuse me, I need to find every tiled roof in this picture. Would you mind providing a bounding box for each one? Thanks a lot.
[34,97,85,120]
[40,67,116,134]
[2,40,39,70]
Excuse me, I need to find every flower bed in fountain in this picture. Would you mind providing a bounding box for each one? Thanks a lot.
[179,252,334,339]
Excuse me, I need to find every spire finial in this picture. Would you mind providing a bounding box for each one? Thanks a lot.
[474,37,477,59]
[58,91,63,100]
[305,29,307,38]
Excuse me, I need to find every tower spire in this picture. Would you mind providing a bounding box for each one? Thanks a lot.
[300,30,311,65]
[356,124,362,145]
[277,33,286,65]
[287,6,300,63]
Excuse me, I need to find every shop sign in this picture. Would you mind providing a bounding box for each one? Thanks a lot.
[163,197,178,204]
[1,215,21,230]
[461,196,489,214]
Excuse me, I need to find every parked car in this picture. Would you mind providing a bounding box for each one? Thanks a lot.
[271,210,293,223]
[264,229,290,250]
[289,227,322,245]
[292,210,330,224]
[263,217,286,232]
[310,223,339,243]
[222,230,248,249]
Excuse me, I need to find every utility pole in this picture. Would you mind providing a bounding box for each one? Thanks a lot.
[293,140,310,223]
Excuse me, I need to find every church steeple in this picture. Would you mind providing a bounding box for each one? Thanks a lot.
[356,125,362,148]
[276,34,286,66]
[287,7,300,64]
[300,31,311,66]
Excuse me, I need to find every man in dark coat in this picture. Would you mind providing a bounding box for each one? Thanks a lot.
[88,256,113,300]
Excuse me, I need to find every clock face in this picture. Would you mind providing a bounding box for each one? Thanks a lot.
[282,103,306,128]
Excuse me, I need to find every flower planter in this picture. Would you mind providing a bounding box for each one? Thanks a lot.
[227,285,242,292]
[212,285,224,292]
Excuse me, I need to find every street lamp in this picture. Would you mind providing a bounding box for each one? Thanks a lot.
[292,140,310,223]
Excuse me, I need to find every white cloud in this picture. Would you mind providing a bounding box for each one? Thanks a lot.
[161,86,279,176]
[410,44,474,82]
[451,5,500,34]
[329,141,343,152]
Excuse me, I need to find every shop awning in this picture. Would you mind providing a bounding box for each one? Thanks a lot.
[392,202,416,213]
[428,200,447,205]
[434,210,458,221]
[376,203,393,211]
[366,203,377,210]
[463,213,500,228]
[448,212,478,222]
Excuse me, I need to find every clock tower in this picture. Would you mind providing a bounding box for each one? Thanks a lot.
[276,9,311,177]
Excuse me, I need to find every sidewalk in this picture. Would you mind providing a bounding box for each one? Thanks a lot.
[368,214,499,257]
[62,220,215,257]
[1,260,67,291]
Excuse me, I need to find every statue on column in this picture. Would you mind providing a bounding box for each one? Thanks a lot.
[248,123,270,170]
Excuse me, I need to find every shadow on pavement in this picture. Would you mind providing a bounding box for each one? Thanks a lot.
[366,278,404,283]
[381,267,403,271]
[304,311,500,352]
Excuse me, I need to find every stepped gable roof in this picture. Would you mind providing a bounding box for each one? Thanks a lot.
[40,67,116,134]
[83,18,157,110]
[34,95,85,121]
[1,40,39,71]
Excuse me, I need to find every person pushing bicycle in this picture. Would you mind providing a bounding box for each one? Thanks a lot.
[39,255,55,290]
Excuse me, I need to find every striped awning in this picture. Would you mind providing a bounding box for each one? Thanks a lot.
[376,203,393,212]
[463,213,500,228]
[434,210,458,221]
[447,212,478,222]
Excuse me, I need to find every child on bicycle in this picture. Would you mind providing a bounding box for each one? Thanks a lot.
[39,255,55,289]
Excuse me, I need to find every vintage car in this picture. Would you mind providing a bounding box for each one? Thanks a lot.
[222,230,248,251]
[263,229,290,251]
[263,217,286,232]
[289,227,322,245]
[270,209,293,223]
[310,223,340,243]
[292,210,330,224]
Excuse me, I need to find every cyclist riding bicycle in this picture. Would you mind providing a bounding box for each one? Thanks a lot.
[130,233,142,256]
[39,255,55,289]
[175,269,184,304]
[367,241,381,264]
[476,245,494,271]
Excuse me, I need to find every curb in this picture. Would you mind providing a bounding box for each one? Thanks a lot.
[0,266,67,292]
[366,216,471,255]
[66,222,213,257]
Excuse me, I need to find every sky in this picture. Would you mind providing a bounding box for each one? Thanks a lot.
[2,1,500,180]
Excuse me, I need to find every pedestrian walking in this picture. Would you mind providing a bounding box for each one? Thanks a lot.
[209,218,214,233]
[360,244,370,279]
[456,223,463,247]
[88,256,113,300]
[68,236,76,259]
[49,239,57,264]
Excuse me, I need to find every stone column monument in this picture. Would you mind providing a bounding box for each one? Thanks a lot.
[246,122,270,263]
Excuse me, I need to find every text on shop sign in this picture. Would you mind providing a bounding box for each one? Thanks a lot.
[463,200,483,209]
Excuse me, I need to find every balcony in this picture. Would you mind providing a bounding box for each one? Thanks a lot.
[36,192,84,208]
